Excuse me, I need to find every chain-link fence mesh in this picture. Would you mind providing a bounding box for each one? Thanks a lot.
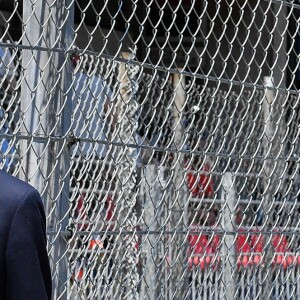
[1,0,300,299]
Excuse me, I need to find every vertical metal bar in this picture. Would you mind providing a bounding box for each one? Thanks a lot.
[170,71,188,299]
[56,2,74,300]
[263,6,288,297]
[141,164,158,300]
[221,172,236,300]
[114,52,139,300]
[20,0,58,191]
[262,76,275,300]
[20,1,74,299]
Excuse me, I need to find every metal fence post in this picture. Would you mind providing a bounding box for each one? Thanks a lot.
[169,71,189,299]
[221,172,236,300]
[56,2,74,299]
[262,76,275,299]
[20,1,74,299]
[114,52,139,299]
[140,164,159,300]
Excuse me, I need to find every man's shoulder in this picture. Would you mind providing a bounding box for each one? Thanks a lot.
[0,170,39,206]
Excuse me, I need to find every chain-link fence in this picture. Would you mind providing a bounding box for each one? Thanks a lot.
[1,0,300,299]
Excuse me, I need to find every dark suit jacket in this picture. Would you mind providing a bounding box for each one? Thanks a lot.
[0,170,52,299]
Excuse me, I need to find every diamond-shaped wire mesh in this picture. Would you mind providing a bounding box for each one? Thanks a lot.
[1,0,300,299]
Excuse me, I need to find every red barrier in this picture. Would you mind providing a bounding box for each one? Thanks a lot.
[272,232,295,268]
[188,228,297,270]
[186,163,214,198]
[250,233,264,266]
[188,228,220,270]
[236,230,252,267]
